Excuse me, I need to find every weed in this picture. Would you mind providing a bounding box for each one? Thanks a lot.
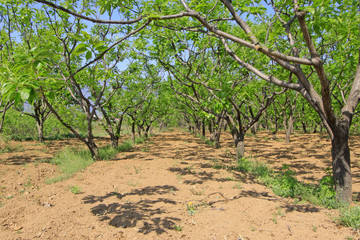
[186,202,197,216]
[174,224,182,231]
[69,185,82,194]
[251,227,256,232]
[338,206,360,229]
[235,157,340,209]
[312,225,318,232]
[225,176,234,181]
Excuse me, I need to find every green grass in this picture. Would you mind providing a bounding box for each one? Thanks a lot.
[235,158,340,209]
[234,157,360,228]
[69,185,82,194]
[0,143,23,153]
[46,148,94,184]
[45,136,148,184]
[99,145,121,160]
[117,141,133,152]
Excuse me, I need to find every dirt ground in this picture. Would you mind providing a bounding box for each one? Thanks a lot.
[0,130,359,240]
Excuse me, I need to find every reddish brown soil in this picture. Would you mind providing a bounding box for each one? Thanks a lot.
[0,130,359,239]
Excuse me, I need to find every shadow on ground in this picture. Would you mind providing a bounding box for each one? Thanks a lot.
[82,185,180,235]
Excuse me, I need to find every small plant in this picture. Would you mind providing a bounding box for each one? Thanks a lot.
[127,180,138,187]
[133,165,141,174]
[69,185,82,194]
[23,178,32,188]
[174,224,182,231]
[186,202,197,216]
[190,188,204,196]
[2,194,13,199]
[233,183,242,189]
[312,225,318,232]
[272,213,278,224]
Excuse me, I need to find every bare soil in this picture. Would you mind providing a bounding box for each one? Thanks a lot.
[0,130,359,240]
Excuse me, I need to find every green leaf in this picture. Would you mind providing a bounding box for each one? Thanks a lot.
[85,51,92,60]
[20,87,32,101]
[73,43,88,56]
[68,33,84,41]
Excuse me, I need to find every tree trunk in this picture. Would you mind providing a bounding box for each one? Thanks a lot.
[331,128,352,204]
[235,133,245,160]
[111,135,119,148]
[214,131,221,148]
[36,119,44,143]
[251,122,257,135]
[301,121,308,133]
[86,140,100,161]
[132,122,136,144]
[202,119,206,137]
[284,115,294,144]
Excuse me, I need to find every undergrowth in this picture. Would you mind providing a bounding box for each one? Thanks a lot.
[236,158,339,208]
[234,157,360,229]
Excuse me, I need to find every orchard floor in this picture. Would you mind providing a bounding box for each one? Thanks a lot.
[0,130,360,240]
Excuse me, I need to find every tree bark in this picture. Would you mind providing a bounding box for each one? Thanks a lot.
[132,122,136,144]
[235,133,245,160]
[36,120,44,143]
[331,124,352,204]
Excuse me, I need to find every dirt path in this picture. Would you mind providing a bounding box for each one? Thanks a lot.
[0,130,358,239]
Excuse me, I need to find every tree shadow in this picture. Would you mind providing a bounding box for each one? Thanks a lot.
[82,185,180,235]
[90,198,180,234]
